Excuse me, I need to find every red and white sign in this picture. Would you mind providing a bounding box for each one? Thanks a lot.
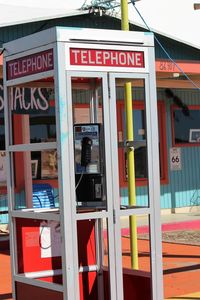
[70,48,145,68]
[6,49,54,80]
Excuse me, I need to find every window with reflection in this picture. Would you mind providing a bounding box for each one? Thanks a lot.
[30,107,56,143]
[172,106,200,145]
[118,101,167,186]
[10,86,57,180]
[30,106,57,179]
[123,106,147,179]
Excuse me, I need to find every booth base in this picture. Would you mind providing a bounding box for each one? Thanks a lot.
[104,268,151,300]
[14,269,151,300]
[15,282,63,300]
[0,236,9,251]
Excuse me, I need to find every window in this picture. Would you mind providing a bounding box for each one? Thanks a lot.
[118,101,167,186]
[30,107,57,179]
[11,88,57,182]
[123,109,147,179]
[172,105,200,146]
[30,108,56,143]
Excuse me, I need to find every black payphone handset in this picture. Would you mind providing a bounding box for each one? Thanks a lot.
[74,124,105,206]
[81,136,93,168]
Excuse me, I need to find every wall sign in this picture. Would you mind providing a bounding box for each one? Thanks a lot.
[0,79,52,113]
[40,221,61,258]
[6,49,54,80]
[189,129,200,143]
[170,147,182,171]
[70,48,145,68]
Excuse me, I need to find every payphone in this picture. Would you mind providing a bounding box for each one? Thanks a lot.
[74,123,105,206]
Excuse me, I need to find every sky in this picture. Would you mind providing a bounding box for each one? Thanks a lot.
[0,0,199,48]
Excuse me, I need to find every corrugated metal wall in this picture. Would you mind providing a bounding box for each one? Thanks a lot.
[159,89,200,210]
[122,88,200,210]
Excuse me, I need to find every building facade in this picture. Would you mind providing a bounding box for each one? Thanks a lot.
[0,10,200,224]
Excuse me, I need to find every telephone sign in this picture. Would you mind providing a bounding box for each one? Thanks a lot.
[6,49,54,80]
[70,48,145,68]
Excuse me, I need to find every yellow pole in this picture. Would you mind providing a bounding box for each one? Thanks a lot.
[121,0,139,270]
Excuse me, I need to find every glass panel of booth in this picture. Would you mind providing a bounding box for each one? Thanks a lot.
[76,217,112,300]
[6,82,63,285]
[113,77,150,209]
[70,76,108,212]
[9,85,56,144]
[6,81,59,211]
[5,75,107,212]
[117,213,153,300]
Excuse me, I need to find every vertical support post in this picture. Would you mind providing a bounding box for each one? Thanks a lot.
[22,115,33,208]
[90,79,99,123]
[121,0,138,269]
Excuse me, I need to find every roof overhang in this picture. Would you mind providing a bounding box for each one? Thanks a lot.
[0,8,199,50]
[156,59,200,89]
[0,8,89,28]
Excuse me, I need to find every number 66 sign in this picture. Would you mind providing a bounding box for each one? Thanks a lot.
[170,147,181,171]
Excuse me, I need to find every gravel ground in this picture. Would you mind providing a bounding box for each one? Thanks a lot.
[138,230,200,246]
[161,230,200,246]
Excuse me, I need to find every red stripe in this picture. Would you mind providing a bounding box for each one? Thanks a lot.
[121,219,200,236]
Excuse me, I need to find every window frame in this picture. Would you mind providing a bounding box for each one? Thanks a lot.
[1,100,168,191]
[117,100,168,187]
[171,104,200,147]
[0,110,6,192]
[12,100,58,190]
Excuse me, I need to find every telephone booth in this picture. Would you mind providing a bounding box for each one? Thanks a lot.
[3,27,163,300]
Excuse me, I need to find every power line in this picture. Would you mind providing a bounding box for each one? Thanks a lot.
[131,0,200,90]
[0,48,5,56]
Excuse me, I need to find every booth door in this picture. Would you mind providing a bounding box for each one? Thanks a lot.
[66,71,163,300]
[109,72,163,300]
[66,71,118,300]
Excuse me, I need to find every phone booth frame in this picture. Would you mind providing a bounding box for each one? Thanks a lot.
[3,27,163,300]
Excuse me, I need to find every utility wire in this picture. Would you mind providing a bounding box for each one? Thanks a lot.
[131,0,200,91]
[0,48,5,56]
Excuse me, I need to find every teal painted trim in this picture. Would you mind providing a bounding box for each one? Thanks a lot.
[0,194,8,224]
[0,188,59,225]
[144,32,153,36]
[120,187,148,207]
